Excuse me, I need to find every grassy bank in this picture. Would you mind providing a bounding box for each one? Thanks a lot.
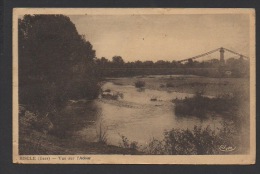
[19,108,142,155]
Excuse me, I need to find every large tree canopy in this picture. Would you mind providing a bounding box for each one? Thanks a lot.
[19,15,99,113]
[19,15,96,84]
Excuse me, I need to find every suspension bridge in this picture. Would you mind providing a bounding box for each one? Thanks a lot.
[177,47,249,64]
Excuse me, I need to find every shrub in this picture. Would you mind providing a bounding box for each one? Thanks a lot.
[19,82,60,115]
[164,126,221,154]
[119,135,139,150]
[134,80,145,88]
[119,135,129,148]
[30,113,54,134]
[130,141,138,150]
[173,92,239,117]
[144,124,238,155]
[65,78,100,100]
[143,138,166,155]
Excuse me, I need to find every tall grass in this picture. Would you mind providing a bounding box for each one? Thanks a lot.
[96,120,108,144]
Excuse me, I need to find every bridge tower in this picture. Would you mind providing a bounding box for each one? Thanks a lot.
[219,47,225,65]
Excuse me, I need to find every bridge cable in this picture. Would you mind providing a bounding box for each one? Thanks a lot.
[178,48,221,63]
[223,48,249,59]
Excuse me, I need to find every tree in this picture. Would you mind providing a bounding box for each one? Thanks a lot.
[155,60,170,68]
[100,57,109,67]
[18,15,99,113]
[143,61,154,68]
[134,60,143,68]
[19,15,96,84]
[112,56,124,67]
[226,58,249,77]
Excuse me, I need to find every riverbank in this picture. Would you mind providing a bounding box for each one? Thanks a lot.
[19,108,143,155]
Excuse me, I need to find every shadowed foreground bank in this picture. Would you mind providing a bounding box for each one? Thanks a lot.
[19,111,142,155]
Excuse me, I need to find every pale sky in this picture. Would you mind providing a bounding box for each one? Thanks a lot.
[69,14,250,62]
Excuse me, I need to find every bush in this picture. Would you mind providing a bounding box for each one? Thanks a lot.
[173,92,239,117]
[30,113,54,134]
[135,80,145,88]
[143,138,166,155]
[144,124,238,155]
[65,78,100,100]
[164,126,219,154]
[119,135,139,150]
[19,82,60,114]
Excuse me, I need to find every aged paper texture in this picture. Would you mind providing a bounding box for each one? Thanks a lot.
[13,8,255,164]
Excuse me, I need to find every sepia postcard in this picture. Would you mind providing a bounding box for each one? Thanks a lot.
[13,8,256,164]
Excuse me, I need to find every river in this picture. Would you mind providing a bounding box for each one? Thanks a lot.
[73,79,223,147]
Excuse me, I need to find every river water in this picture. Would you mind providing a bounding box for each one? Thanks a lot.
[75,80,223,146]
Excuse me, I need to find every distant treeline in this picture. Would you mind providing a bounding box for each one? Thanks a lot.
[94,56,249,78]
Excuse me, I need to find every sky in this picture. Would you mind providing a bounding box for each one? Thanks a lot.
[69,14,250,62]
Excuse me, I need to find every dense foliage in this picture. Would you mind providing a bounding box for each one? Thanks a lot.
[19,15,100,115]
[173,93,235,117]
[173,91,248,119]
[144,124,239,155]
